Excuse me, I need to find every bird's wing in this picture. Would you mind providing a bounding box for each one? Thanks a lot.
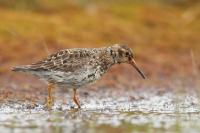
[29,49,93,72]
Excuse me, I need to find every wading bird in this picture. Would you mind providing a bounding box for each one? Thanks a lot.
[12,44,146,108]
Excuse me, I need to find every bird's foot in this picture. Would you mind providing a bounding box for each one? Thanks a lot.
[45,96,54,109]
[73,96,81,109]
[73,88,81,109]
[45,82,55,109]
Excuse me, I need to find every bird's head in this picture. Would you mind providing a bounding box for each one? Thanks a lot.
[109,44,146,79]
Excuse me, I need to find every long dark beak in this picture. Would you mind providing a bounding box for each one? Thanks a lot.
[130,59,146,79]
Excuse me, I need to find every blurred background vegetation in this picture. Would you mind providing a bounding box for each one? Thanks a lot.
[0,0,199,78]
[0,1,199,133]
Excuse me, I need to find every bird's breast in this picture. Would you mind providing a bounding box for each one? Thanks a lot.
[49,65,105,88]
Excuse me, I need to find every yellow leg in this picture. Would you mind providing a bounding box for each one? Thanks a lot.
[45,83,54,108]
[73,88,81,109]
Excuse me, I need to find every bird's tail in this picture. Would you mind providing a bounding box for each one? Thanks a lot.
[12,65,32,72]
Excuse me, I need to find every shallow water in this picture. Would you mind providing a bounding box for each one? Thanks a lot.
[0,88,200,133]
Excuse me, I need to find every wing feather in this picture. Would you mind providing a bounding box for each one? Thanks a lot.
[28,49,93,72]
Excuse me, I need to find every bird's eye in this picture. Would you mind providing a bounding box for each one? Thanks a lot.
[126,52,129,56]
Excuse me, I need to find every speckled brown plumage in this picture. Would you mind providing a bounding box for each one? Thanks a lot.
[12,44,146,108]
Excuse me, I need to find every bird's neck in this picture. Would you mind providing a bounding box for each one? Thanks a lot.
[95,48,115,72]
[106,47,119,64]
